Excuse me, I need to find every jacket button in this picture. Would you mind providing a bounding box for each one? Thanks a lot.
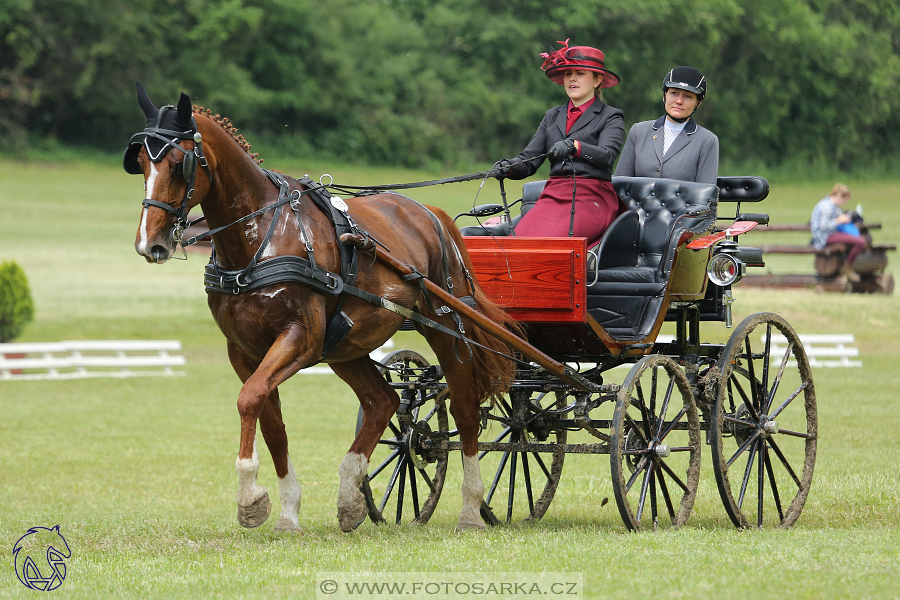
[656,168,660,172]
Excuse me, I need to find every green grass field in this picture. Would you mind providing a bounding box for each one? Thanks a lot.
[1,158,899,599]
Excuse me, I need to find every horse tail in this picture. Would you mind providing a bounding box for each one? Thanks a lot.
[428,206,523,406]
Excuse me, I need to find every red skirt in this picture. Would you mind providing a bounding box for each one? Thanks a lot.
[514,177,624,248]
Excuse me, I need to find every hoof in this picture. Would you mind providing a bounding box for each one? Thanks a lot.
[237,491,272,528]
[274,517,302,535]
[337,491,368,532]
[456,519,487,532]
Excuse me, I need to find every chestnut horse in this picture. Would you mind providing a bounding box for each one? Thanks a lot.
[125,84,517,532]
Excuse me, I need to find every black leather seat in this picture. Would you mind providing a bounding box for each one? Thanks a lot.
[586,177,718,339]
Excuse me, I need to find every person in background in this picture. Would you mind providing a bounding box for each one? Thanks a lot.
[614,66,718,184]
[810,183,867,282]
[493,39,625,247]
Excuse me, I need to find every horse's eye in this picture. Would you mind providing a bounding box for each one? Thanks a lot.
[173,163,184,176]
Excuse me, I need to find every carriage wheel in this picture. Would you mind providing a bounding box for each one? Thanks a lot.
[610,355,701,531]
[479,389,566,524]
[711,312,817,528]
[356,350,448,525]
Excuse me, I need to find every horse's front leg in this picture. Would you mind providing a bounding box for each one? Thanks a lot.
[228,327,319,531]
[329,357,401,532]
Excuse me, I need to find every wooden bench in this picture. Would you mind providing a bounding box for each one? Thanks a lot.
[765,333,861,368]
[0,340,186,381]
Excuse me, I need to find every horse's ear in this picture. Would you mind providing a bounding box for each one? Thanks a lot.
[136,81,157,119]
[176,92,193,128]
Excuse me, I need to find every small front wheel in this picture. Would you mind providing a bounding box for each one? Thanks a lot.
[356,350,449,525]
[610,355,701,531]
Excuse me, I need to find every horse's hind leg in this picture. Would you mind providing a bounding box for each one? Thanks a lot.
[329,357,401,532]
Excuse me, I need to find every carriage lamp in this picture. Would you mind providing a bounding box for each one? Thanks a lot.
[706,253,745,287]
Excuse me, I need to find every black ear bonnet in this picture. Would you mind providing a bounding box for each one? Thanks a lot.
[123,83,198,182]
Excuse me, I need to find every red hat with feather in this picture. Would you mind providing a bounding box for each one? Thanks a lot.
[540,39,620,88]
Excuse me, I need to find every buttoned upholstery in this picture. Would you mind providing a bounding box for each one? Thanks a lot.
[586,177,718,339]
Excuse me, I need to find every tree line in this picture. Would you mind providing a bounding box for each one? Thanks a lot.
[1,0,898,171]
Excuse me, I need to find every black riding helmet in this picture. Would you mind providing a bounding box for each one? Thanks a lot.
[662,66,706,122]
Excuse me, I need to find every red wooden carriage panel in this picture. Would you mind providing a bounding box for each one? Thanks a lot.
[463,237,586,323]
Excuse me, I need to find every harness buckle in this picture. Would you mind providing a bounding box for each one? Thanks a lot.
[435,306,452,316]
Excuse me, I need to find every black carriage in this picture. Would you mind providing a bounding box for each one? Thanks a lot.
[359,176,817,531]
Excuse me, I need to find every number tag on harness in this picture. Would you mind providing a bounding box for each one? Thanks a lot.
[330,196,349,212]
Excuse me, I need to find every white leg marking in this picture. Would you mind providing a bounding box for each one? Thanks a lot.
[275,456,302,533]
[337,452,369,531]
[459,453,486,530]
[235,440,266,505]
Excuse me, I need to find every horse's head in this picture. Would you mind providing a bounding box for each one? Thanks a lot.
[125,82,213,263]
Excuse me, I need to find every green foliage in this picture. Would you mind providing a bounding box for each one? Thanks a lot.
[1,0,899,169]
[0,260,35,342]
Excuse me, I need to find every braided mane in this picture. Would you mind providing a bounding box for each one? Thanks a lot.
[193,106,263,165]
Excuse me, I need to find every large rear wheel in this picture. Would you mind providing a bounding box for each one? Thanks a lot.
[710,312,817,528]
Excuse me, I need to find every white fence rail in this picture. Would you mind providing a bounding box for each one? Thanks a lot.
[0,340,186,381]
[765,333,860,368]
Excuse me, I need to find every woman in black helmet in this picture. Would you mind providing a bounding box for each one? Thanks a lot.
[614,66,719,184]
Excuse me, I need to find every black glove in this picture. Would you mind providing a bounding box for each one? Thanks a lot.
[549,138,577,161]
[492,158,514,180]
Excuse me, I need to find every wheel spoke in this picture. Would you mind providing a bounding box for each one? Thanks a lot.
[765,340,794,413]
[409,458,421,520]
[636,462,653,521]
[769,382,808,420]
[485,450,511,504]
[776,428,812,439]
[416,466,436,493]
[744,337,760,411]
[506,445,518,523]
[657,457,690,493]
[757,439,766,527]
[764,445,785,522]
[727,430,761,468]
[768,437,802,487]
[649,366,659,424]
[624,412,649,444]
[625,457,649,493]
[650,468,659,530]
[479,427,511,460]
[531,452,552,480]
[380,455,404,514]
[395,456,408,524]
[657,468,677,523]
[737,439,758,510]
[387,420,403,438]
[656,378,676,438]
[659,405,689,441]
[635,382,654,439]
[730,375,761,422]
[761,323,771,401]
[522,451,535,517]
[370,449,401,479]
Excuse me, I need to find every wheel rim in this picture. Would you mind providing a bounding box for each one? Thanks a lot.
[479,389,566,524]
[357,350,448,525]
[711,312,817,529]
[610,355,701,531]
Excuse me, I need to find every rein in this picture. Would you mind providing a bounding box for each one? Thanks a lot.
[329,153,550,193]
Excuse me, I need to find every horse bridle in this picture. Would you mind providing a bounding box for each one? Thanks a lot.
[124,106,212,245]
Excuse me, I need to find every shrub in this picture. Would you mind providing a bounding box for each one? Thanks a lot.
[0,261,35,343]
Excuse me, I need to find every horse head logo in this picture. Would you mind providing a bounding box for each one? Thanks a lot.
[12,525,71,591]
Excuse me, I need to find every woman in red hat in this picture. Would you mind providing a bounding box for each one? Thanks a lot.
[495,39,626,246]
